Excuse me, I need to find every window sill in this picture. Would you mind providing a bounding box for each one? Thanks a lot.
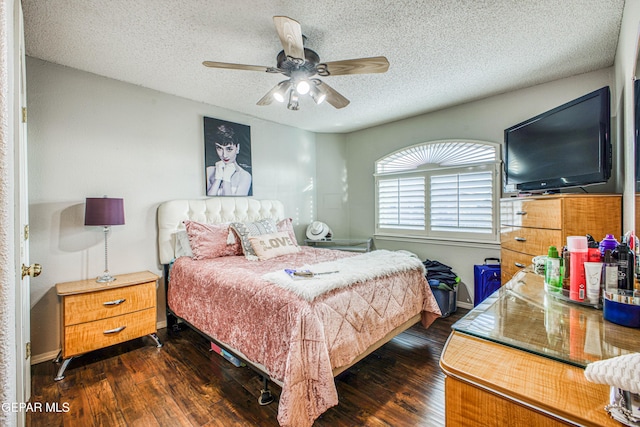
[374,233,501,250]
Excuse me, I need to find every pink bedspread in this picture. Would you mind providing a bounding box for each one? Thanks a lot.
[168,247,441,427]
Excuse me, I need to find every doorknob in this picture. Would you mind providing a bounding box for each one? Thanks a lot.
[21,263,42,279]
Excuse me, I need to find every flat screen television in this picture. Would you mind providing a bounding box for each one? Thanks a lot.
[504,86,611,193]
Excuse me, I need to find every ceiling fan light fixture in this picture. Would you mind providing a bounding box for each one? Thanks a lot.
[309,82,327,104]
[287,90,300,110]
[272,80,291,103]
[295,79,310,95]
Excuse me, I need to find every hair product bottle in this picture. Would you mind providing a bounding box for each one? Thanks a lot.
[587,236,601,262]
[599,234,618,258]
[567,236,588,302]
[612,242,635,296]
[562,246,570,297]
[603,249,618,296]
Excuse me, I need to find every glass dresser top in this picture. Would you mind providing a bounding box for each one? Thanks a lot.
[452,269,640,368]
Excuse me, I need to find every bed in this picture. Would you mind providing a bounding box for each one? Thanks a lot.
[157,198,441,427]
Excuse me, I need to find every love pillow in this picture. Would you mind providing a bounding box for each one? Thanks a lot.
[248,231,301,260]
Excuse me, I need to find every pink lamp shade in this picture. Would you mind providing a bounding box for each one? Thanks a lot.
[84,198,125,226]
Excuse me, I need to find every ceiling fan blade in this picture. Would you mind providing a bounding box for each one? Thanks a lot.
[256,87,276,106]
[319,56,390,76]
[203,61,278,73]
[273,16,305,60]
[317,81,350,109]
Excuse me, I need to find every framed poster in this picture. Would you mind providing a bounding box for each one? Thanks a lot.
[204,117,253,196]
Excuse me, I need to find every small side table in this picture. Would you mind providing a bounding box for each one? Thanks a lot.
[305,238,373,253]
[54,270,162,381]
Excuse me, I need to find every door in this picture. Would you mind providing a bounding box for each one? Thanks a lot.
[14,1,37,422]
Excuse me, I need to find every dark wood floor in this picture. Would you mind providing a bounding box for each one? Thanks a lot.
[28,308,468,427]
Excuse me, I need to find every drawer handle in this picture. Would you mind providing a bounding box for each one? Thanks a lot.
[514,262,527,268]
[514,237,527,242]
[103,326,126,335]
[103,298,126,306]
[516,211,527,216]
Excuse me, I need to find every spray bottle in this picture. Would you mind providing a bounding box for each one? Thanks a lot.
[612,241,635,296]
[544,246,562,294]
[567,236,588,302]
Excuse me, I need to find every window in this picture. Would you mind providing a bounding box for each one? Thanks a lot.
[375,140,500,242]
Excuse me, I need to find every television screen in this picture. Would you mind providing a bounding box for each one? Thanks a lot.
[504,86,611,193]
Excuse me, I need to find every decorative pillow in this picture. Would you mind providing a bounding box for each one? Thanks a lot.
[230,218,278,259]
[276,218,299,247]
[184,220,242,260]
[174,230,193,258]
[249,231,301,260]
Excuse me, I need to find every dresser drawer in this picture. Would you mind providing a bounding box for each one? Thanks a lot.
[501,249,535,284]
[501,226,562,256]
[63,281,156,326]
[63,307,156,358]
[501,198,562,229]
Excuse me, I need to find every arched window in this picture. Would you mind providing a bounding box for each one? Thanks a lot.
[374,140,501,242]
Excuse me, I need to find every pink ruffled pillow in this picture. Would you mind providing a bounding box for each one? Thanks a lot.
[277,218,299,246]
[184,220,242,260]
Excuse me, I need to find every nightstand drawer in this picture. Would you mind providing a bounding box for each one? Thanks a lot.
[63,281,155,326]
[63,307,156,357]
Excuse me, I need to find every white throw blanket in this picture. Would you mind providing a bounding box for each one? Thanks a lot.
[262,249,425,301]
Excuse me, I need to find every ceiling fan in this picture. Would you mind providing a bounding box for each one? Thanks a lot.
[202,16,390,110]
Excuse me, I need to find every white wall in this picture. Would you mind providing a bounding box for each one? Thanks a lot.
[26,58,318,361]
[314,132,349,238]
[614,0,640,232]
[341,68,616,305]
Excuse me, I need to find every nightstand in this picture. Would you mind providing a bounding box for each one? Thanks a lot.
[305,238,373,252]
[54,270,162,381]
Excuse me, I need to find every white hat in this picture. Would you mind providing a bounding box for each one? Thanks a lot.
[306,221,332,240]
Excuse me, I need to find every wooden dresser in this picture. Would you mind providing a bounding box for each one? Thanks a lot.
[54,271,162,380]
[440,269,640,426]
[500,194,621,284]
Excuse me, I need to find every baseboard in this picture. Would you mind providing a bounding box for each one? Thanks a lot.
[31,320,169,365]
[457,301,473,310]
[31,349,60,365]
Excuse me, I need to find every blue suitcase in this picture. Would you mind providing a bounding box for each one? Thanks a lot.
[474,257,501,306]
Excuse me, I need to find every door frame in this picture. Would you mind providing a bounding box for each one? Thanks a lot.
[12,1,30,426]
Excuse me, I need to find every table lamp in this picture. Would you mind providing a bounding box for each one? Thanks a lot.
[85,197,124,283]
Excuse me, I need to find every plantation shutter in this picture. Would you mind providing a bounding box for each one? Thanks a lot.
[430,171,493,233]
[378,176,425,229]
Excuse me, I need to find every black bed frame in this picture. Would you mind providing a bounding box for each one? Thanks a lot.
[163,264,275,405]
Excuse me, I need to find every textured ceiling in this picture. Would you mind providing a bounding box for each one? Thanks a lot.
[22,0,625,133]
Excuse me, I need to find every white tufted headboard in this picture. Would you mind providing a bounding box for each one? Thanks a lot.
[157,198,285,264]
